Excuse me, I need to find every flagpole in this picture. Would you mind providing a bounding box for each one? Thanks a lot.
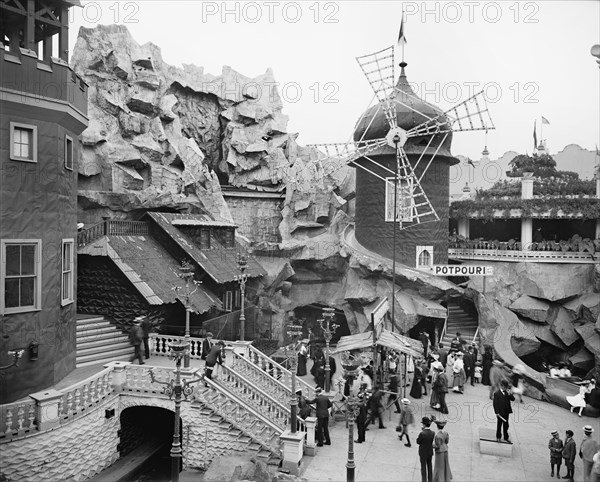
[539,116,543,148]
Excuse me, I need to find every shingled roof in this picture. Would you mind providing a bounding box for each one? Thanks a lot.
[79,235,221,314]
[146,212,266,284]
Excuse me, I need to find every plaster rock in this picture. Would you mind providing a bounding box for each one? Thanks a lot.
[563,293,600,320]
[509,295,551,322]
[548,306,580,346]
[575,323,600,357]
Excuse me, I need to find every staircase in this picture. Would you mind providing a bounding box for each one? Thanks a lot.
[442,303,479,346]
[76,314,132,368]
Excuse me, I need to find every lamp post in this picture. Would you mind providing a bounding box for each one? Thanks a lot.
[318,306,339,393]
[235,253,249,341]
[345,394,362,482]
[149,341,202,482]
[174,261,200,369]
[285,319,303,433]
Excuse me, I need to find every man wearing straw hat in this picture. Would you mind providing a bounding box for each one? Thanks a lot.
[580,425,599,482]
[549,430,564,478]
[417,416,435,482]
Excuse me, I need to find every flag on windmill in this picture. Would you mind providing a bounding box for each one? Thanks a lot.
[398,12,407,46]
[533,120,537,152]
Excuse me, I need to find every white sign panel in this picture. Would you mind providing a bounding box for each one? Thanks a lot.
[430,265,494,276]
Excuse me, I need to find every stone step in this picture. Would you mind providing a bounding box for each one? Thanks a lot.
[76,346,133,367]
[76,322,121,335]
[77,336,131,351]
[77,331,130,345]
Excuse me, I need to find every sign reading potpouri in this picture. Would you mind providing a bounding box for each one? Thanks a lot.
[429,265,494,276]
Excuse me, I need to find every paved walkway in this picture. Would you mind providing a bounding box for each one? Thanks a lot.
[51,356,599,482]
[300,376,599,482]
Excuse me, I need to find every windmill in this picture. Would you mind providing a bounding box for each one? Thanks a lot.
[288,44,495,231]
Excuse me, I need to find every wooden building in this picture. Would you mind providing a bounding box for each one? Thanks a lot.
[0,0,88,403]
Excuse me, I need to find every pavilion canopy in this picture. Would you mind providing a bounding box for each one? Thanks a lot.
[333,328,424,359]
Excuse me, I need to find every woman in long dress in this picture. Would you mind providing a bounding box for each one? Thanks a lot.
[432,419,453,482]
[451,352,466,393]
[566,381,591,416]
[482,346,493,386]
[410,361,424,399]
[297,341,308,376]
[430,361,443,409]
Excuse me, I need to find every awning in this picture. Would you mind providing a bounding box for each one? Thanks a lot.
[333,328,424,358]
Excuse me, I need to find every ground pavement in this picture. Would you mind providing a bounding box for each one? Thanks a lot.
[299,372,599,482]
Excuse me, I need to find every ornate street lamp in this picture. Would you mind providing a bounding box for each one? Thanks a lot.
[285,319,303,433]
[345,394,363,482]
[149,341,202,482]
[174,261,201,369]
[318,306,339,392]
[234,253,249,341]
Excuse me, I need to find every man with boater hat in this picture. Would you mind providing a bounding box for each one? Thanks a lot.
[580,425,599,482]
[308,387,332,447]
[417,416,435,482]
[549,430,564,478]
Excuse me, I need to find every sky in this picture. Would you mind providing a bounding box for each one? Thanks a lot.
[69,1,600,162]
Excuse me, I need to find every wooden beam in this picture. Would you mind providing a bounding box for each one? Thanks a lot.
[58,3,68,61]
[25,0,35,51]
[43,33,52,62]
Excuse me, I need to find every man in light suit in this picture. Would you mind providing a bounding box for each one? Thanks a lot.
[417,416,435,482]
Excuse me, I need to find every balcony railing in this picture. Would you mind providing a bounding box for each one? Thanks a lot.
[448,248,597,263]
[78,220,150,248]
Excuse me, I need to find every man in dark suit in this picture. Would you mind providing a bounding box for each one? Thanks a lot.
[419,332,430,359]
[201,332,214,361]
[354,393,368,444]
[493,380,515,442]
[416,416,435,482]
[308,387,332,446]
[204,340,224,383]
[464,347,476,386]
[584,384,600,410]
[437,343,448,367]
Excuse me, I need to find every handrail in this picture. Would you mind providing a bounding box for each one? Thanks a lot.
[77,220,150,249]
[472,326,480,345]
[247,345,316,399]
[217,364,304,432]
[57,366,114,423]
[448,248,597,264]
[439,314,448,346]
[77,221,105,248]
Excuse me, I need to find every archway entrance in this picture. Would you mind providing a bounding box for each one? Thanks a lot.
[118,406,182,480]
[293,304,350,344]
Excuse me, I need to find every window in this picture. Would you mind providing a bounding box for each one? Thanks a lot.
[10,122,37,163]
[1,240,42,314]
[200,229,211,250]
[416,246,434,268]
[223,291,233,312]
[65,135,73,171]
[233,289,241,309]
[61,239,74,305]
[385,177,414,222]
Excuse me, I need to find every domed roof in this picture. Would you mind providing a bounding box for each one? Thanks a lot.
[353,63,455,159]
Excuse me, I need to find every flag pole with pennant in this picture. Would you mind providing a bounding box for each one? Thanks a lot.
[398,11,407,62]
[540,116,549,148]
[533,120,537,154]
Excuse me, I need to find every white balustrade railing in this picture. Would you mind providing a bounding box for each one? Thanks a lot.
[0,399,36,440]
[150,333,205,359]
[448,248,597,263]
[246,345,316,399]
[58,367,114,424]
[122,365,174,394]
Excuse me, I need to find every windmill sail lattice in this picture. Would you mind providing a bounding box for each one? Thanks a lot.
[296,44,494,231]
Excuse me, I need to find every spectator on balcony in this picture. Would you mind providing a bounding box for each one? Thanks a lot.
[204,340,225,383]
[128,318,145,365]
[201,332,214,361]
[534,227,544,244]
[139,316,152,360]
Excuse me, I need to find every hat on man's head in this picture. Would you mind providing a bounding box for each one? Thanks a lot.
[206,332,214,337]
[401,398,410,405]
[421,417,432,427]
[134,315,145,322]
[296,389,302,395]
[434,420,447,428]
[456,351,463,356]
[315,387,322,394]
[551,430,559,436]
[583,425,594,435]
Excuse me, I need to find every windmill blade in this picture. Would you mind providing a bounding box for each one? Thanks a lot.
[406,90,495,138]
[356,45,397,129]
[306,138,388,177]
[391,146,439,228]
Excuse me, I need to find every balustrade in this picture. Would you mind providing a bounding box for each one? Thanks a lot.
[448,248,597,263]
[246,345,315,400]
[58,367,114,423]
[150,334,202,359]
[0,400,36,440]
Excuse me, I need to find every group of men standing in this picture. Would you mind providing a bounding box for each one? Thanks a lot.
[548,426,599,482]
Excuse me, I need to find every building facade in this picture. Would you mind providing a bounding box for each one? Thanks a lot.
[0,0,88,402]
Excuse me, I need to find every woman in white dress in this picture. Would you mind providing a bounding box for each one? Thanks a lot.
[566,380,592,416]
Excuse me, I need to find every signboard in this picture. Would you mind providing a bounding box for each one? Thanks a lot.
[430,265,494,276]
[371,297,389,332]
